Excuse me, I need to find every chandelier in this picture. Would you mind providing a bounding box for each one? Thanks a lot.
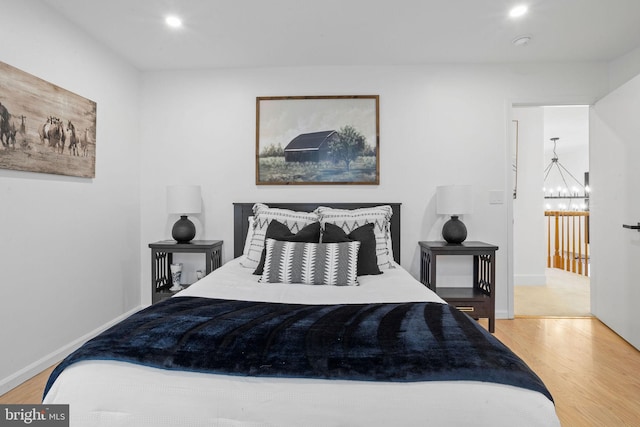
[543,137,590,211]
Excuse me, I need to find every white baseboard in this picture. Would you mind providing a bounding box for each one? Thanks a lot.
[0,305,143,397]
[514,274,547,286]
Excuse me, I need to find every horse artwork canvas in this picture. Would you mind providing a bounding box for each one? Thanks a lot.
[0,61,96,178]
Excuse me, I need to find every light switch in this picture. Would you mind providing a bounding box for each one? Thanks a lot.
[489,190,504,204]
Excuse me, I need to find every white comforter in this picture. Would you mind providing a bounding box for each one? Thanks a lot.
[44,259,559,427]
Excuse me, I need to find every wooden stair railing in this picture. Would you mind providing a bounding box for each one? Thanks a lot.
[545,210,590,276]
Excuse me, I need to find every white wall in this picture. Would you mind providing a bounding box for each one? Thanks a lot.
[608,46,640,92]
[512,107,546,285]
[139,63,611,319]
[0,0,624,392]
[0,0,141,393]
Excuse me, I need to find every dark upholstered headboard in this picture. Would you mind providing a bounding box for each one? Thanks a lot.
[233,203,401,264]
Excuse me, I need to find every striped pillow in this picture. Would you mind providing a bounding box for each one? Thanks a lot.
[240,203,319,269]
[315,205,394,269]
[261,239,360,286]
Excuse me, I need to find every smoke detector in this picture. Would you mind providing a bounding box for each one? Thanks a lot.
[512,35,532,46]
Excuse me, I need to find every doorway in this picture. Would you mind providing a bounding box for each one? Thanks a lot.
[511,105,591,317]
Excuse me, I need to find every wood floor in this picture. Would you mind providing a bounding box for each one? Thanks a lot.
[495,317,640,426]
[2,317,639,426]
[0,364,55,405]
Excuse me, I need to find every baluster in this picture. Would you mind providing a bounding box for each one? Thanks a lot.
[561,213,566,270]
[553,212,562,268]
[578,215,583,275]
[547,214,551,268]
[565,214,569,272]
[571,215,576,273]
[584,213,589,276]
[544,210,590,276]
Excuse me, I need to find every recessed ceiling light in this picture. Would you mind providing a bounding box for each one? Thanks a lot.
[512,35,532,46]
[509,5,528,18]
[165,15,183,29]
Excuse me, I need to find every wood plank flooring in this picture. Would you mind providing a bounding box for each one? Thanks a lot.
[494,317,640,426]
[2,318,639,426]
[0,364,55,405]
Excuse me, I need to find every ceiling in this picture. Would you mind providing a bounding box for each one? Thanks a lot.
[42,0,640,71]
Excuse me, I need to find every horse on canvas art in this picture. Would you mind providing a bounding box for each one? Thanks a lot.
[39,116,66,153]
[0,102,12,148]
[67,120,79,156]
[81,128,90,157]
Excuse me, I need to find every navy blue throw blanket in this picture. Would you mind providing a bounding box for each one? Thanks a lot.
[44,297,552,401]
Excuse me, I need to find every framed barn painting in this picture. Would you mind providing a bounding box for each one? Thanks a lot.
[256,95,379,185]
[0,61,96,178]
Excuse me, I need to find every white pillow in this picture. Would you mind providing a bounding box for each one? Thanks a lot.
[240,203,319,269]
[237,216,255,268]
[315,205,394,269]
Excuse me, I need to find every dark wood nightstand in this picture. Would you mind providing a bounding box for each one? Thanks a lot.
[419,241,498,332]
[149,240,223,304]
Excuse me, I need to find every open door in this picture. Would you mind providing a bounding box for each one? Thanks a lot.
[590,75,640,350]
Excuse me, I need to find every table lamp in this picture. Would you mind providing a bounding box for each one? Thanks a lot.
[436,185,472,244]
[167,185,201,243]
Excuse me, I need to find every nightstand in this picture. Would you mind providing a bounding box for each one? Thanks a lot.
[419,241,498,332]
[149,240,223,304]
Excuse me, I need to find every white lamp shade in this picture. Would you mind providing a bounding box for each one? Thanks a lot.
[167,185,202,215]
[436,185,473,215]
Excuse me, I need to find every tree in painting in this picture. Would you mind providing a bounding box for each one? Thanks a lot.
[329,125,366,171]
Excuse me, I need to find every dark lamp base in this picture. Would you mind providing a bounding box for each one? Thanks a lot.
[172,215,196,243]
[442,215,467,244]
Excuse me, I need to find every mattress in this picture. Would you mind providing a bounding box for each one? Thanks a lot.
[43,258,559,427]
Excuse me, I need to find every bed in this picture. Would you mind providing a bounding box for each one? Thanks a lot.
[43,202,559,426]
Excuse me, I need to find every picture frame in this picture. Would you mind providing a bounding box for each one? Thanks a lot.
[256,95,379,185]
[0,61,97,178]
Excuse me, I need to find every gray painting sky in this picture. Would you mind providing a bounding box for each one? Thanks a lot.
[258,97,377,150]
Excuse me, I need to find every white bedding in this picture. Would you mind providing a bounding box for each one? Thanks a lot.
[44,259,559,427]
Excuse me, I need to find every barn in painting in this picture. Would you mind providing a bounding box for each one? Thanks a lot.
[284,130,338,162]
